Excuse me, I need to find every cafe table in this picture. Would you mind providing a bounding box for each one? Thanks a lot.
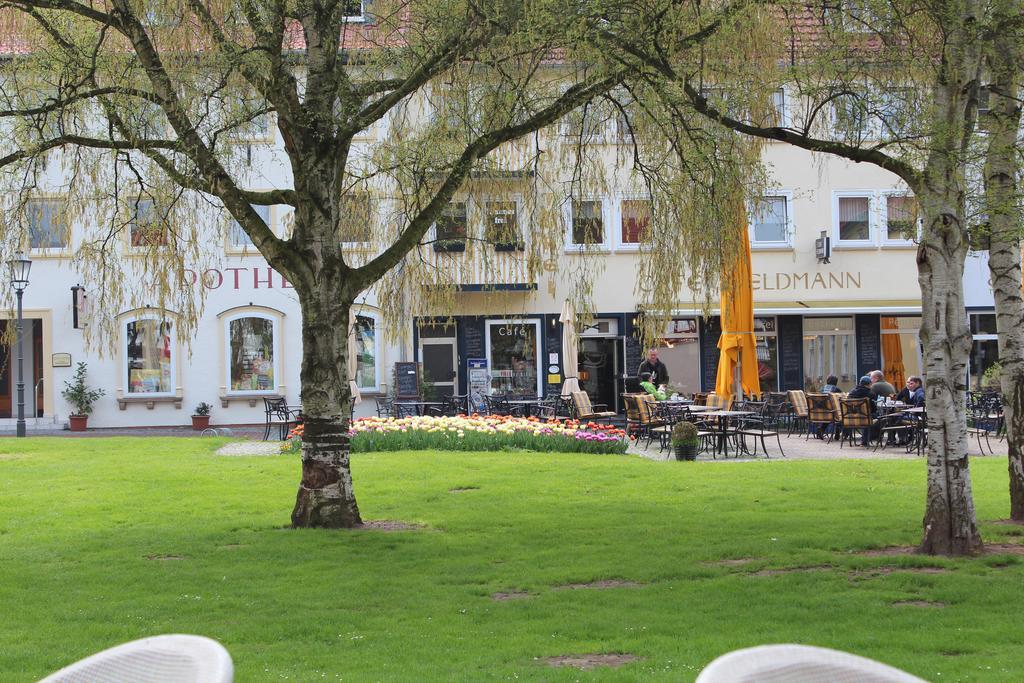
[700,410,755,458]
[504,399,548,417]
[391,401,446,417]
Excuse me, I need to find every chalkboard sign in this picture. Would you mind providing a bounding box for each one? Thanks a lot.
[855,314,881,378]
[777,316,804,390]
[394,362,420,399]
[463,318,486,359]
[700,316,722,391]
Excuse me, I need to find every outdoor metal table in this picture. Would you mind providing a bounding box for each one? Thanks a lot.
[682,404,717,413]
[392,401,445,417]
[504,399,547,417]
[701,410,755,458]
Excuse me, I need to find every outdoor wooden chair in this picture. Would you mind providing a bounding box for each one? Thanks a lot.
[838,397,879,448]
[693,392,709,406]
[636,394,670,450]
[570,391,617,422]
[622,393,644,440]
[263,397,300,441]
[806,393,837,441]
[786,390,808,435]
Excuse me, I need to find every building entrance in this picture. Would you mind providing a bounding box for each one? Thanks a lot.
[0,319,43,418]
[579,337,620,414]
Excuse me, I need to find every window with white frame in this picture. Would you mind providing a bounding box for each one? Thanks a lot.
[342,0,366,22]
[570,200,605,246]
[125,317,175,395]
[226,314,279,393]
[485,200,522,250]
[435,201,467,250]
[878,88,914,137]
[26,199,67,250]
[130,198,167,247]
[355,314,379,391]
[884,194,918,242]
[339,193,373,244]
[834,94,868,140]
[750,195,791,246]
[835,194,872,243]
[771,88,787,126]
[619,198,651,246]
[228,204,271,249]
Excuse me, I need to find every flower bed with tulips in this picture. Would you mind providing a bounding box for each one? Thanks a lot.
[282,415,628,455]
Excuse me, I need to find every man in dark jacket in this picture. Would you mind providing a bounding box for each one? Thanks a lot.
[895,376,925,407]
[637,349,670,387]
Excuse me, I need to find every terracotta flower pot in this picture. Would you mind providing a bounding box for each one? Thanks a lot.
[191,415,211,431]
[69,415,88,432]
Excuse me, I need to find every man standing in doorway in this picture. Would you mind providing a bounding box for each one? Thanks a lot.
[637,349,670,387]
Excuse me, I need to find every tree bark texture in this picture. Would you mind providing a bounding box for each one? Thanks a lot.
[983,0,1024,521]
[290,284,362,529]
[916,0,987,553]
[917,188,983,554]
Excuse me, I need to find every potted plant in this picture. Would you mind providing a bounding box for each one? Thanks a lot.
[61,362,105,432]
[192,402,213,430]
[671,421,700,461]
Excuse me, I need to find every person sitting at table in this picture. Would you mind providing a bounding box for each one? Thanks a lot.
[895,376,925,407]
[848,375,877,446]
[820,375,842,393]
[639,372,667,400]
[869,370,896,399]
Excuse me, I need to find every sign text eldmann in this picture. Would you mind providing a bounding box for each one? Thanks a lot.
[752,272,861,291]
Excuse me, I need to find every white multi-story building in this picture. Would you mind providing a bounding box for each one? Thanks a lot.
[2,25,965,430]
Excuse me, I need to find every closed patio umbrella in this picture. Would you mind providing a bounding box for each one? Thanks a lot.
[715,213,761,399]
[560,299,581,396]
[881,316,906,387]
[348,309,362,406]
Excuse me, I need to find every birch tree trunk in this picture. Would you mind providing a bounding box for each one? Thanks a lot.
[983,0,1024,522]
[290,281,362,528]
[917,187,982,553]
[917,1,985,552]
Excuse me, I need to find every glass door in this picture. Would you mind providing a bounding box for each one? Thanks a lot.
[419,338,457,400]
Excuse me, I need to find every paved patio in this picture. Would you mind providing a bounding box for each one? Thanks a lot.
[628,430,1003,461]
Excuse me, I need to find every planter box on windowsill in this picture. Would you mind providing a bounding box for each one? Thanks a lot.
[433,240,466,253]
[494,242,524,252]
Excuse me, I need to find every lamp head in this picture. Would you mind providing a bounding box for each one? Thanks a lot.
[9,251,31,291]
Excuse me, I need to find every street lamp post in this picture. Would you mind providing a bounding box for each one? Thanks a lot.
[9,252,32,438]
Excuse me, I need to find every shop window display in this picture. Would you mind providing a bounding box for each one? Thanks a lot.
[126,319,173,394]
[229,316,276,392]
[487,321,539,394]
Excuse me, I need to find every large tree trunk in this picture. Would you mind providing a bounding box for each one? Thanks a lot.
[914,0,985,556]
[916,188,983,554]
[984,0,1024,522]
[290,286,362,529]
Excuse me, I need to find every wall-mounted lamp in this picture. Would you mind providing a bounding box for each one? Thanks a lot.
[71,284,88,329]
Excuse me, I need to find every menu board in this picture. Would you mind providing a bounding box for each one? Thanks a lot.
[462,318,485,359]
[855,314,881,378]
[777,315,804,390]
[700,316,722,391]
[394,362,420,399]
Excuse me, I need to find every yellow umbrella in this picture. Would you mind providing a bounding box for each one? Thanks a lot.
[347,309,362,406]
[715,214,761,399]
[881,316,905,387]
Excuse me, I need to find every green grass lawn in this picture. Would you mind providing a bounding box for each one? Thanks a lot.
[1,439,1022,682]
